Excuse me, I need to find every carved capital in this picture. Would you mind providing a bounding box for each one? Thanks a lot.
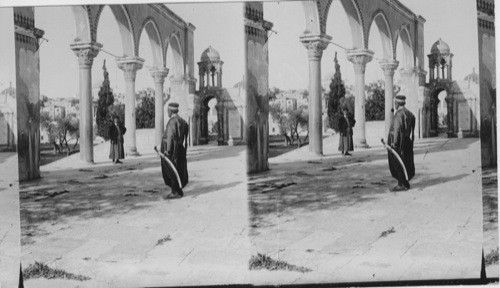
[300,35,331,61]
[379,60,399,77]
[117,57,144,82]
[346,49,374,74]
[150,68,169,84]
[70,42,102,69]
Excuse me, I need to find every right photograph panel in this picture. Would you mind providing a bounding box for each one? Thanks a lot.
[246,0,496,284]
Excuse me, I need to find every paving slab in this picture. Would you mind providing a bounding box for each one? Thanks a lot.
[20,134,249,288]
[249,123,483,285]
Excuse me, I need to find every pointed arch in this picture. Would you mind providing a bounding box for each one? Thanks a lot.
[394,25,414,68]
[339,0,365,49]
[70,6,92,43]
[95,5,136,57]
[366,10,394,60]
[137,17,164,68]
[165,33,184,77]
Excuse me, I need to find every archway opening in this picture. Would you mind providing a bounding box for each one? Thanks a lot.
[437,90,448,135]
[200,95,219,145]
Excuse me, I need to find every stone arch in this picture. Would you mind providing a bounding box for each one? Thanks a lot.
[137,17,164,68]
[429,85,452,136]
[165,34,184,77]
[70,6,92,43]
[394,26,414,68]
[339,0,365,49]
[301,1,322,36]
[95,5,136,57]
[366,10,394,60]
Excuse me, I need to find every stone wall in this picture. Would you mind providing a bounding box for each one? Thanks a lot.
[15,7,44,181]
[245,2,271,173]
[477,0,496,167]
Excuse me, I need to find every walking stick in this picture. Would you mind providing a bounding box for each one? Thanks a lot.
[381,139,409,181]
[154,146,182,188]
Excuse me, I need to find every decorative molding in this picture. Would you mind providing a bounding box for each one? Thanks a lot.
[300,34,331,61]
[379,60,399,77]
[150,68,169,84]
[346,49,374,74]
[70,42,102,69]
[117,57,144,81]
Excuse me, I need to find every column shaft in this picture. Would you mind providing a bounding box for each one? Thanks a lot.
[70,42,101,163]
[347,49,374,148]
[380,60,399,138]
[300,37,329,155]
[117,57,144,156]
[151,68,169,147]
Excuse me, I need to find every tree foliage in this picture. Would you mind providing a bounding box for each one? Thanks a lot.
[135,89,155,129]
[365,81,385,121]
[96,61,115,140]
[40,111,80,155]
[326,53,346,132]
[269,102,308,146]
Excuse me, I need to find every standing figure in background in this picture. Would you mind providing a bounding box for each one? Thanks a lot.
[387,95,415,191]
[108,115,126,164]
[338,106,355,156]
[161,102,189,199]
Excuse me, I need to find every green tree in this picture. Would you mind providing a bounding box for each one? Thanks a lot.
[135,93,155,129]
[96,60,115,140]
[327,52,346,131]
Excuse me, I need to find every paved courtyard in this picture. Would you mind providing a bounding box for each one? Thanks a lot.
[20,130,248,288]
[249,122,484,284]
[0,152,21,288]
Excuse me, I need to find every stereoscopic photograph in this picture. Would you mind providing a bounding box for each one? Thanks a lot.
[1,2,249,287]
[0,0,497,287]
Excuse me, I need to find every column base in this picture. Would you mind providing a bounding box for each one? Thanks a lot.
[355,141,370,149]
[126,148,141,157]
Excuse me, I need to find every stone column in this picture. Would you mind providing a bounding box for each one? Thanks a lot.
[216,102,225,145]
[300,35,330,155]
[150,68,169,147]
[347,49,374,148]
[380,60,399,138]
[70,42,101,163]
[199,69,205,89]
[445,95,455,137]
[117,57,144,156]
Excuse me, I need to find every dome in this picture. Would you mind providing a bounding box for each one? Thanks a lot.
[431,38,451,54]
[464,68,479,84]
[200,46,220,62]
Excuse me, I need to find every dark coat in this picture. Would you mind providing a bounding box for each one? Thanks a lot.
[161,114,189,194]
[108,123,126,144]
[338,113,355,136]
[387,107,416,181]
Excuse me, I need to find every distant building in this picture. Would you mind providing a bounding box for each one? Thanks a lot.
[0,82,17,149]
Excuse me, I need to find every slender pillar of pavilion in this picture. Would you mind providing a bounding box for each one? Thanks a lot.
[70,42,102,163]
[380,59,399,137]
[117,57,144,156]
[300,35,330,156]
[150,68,169,147]
[346,49,374,148]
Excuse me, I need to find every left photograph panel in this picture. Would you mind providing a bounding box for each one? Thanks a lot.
[3,3,248,287]
[0,7,22,288]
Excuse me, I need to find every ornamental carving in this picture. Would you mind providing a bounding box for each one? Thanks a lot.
[379,60,399,77]
[70,43,102,69]
[302,40,329,60]
[346,50,374,74]
[117,58,144,81]
[150,68,169,84]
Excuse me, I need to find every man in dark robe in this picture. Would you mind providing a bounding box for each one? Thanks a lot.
[108,116,126,164]
[387,95,415,191]
[338,106,355,156]
[161,102,189,199]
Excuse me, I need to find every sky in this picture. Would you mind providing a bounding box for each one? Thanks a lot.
[0,2,243,99]
[265,0,480,90]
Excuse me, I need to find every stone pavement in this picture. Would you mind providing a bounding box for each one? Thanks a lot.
[20,130,249,288]
[249,122,484,284]
[0,152,21,288]
[482,166,499,278]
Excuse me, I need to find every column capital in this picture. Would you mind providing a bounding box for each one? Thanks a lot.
[70,42,102,69]
[300,34,331,60]
[346,49,374,74]
[117,57,144,81]
[379,59,399,77]
[150,68,169,84]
